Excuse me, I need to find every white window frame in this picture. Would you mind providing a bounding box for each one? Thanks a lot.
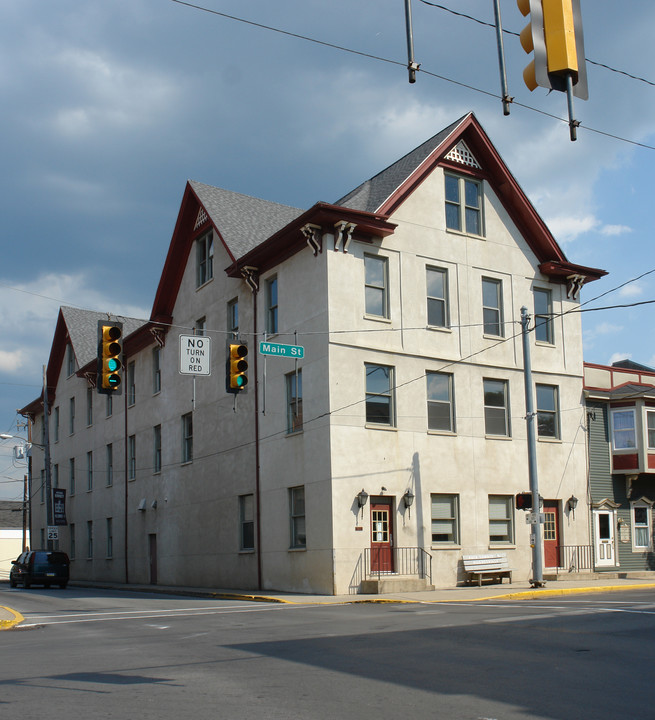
[266,276,278,334]
[426,266,449,328]
[365,363,395,427]
[182,413,193,463]
[286,369,303,434]
[489,495,514,545]
[289,485,306,549]
[482,277,504,337]
[631,501,652,550]
[444,173,484,236]
[426,371,455,433]
[647,410,655,449]
[196,230,214,287]
[611,408,636,450]
[536,384,560,439]
[239,494,255,551]
[431,494,460,544]
[364,254,389,319]
[228,298,239,335]
[534,287,554,344]
[483,378,510,437]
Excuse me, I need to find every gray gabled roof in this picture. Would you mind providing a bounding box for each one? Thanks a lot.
[61,306,145,370]
[189,181,304,261]
[334,115,468,213]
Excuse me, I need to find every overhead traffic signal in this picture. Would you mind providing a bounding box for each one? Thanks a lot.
[516,0,587,99]
[226,343,248,393]
[515,492,533,511]
[97,320,123,394]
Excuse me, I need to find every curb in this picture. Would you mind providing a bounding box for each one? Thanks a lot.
[448,582,655,603]
[0,606,24,631]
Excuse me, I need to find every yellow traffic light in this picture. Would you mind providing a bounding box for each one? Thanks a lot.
[516,0,587,99]
[97,321,123,394]
[227,343,248,393]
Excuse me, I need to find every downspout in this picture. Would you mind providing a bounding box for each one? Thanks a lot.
[253,289,262,590]
[124,364,129,584]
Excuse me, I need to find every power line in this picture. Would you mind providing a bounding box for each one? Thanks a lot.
[168,0,655,151]
[418,0,655,88]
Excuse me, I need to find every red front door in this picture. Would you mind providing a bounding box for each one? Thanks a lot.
[371,498,394,573]
[543,501,561,568]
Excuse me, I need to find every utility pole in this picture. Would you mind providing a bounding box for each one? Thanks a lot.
[42,364,54,551]
[520,306,545,587]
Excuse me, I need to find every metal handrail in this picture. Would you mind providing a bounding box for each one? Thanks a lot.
[364,546,432,584]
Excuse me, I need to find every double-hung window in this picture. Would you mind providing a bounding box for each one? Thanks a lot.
[632,502,652,549]
[106,518,113,558]
[426,266,449,328]
[152,347,161,394]
[228,298,239,335]
[266,276,278,334]
[182,413,193,463]
[87,451,94,491]
[105,445,112,487]
[86,388,93,426]
[286,370,303,434]
[364,254,389,318]
[445,173,483,235]
[534,287,554,344]
[611,409,636,450]
[426,372,455,433]
[239,494,255,551]
[196,230,214,287]
[648,411,655,449]
[128,435,136,480]
[489,495,514,544]
[482,277,504,337]
[289,486,306,549]
[484,378,510,436]
[69,458,76,496]
[536,384,560,439]
[431,494,459,544]
[365,364,395,427]
[153,425,162,473]
[127,361,136,407]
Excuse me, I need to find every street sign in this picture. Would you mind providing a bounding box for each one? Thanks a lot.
[526,512,546,525]
[179,335,212,375]
[259,341,304,359]
[47,526,59,540]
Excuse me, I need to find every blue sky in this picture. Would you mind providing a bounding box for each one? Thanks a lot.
[1,0,655,499]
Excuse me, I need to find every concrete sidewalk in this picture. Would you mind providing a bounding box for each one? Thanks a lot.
[2,574,655,629]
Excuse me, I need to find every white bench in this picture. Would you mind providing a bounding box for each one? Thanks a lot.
[462,553,512,586]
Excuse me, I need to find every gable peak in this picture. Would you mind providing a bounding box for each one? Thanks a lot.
[445,140,480,169]
[194,206,208,231]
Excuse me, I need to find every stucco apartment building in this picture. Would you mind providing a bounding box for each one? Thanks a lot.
[22,113,605,594]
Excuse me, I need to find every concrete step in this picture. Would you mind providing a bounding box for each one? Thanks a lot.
[361,577,435,594]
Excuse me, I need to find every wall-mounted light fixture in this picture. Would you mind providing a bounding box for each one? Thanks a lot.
[357,489,369,508]
[567,495,578,518]
[403,489,415,508]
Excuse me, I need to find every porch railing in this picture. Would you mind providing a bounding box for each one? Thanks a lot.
[364,546,432,584]
[556,545,593,572]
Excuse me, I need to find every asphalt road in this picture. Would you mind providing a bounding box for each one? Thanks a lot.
[2,585,655,720]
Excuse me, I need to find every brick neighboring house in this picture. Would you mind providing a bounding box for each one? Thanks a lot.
[584,360,655,572]
[21,113,606,594]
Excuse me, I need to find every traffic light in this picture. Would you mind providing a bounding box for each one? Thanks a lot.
[97,320,123,394]
[515,492,533,511]
[517,0,587,99]
[226,343,248,393]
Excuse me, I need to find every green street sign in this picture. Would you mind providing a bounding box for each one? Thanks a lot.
[259,341,304,359]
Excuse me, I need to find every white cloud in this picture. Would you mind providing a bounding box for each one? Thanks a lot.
[545,214,599,244]
[600,224,632,236]
[0,350,25,373]
[618,282,643,298]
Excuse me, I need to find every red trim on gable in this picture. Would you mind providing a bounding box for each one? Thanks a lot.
[377,113,605,286]
[583,361,655,391]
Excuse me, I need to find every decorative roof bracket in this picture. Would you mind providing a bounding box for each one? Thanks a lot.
[566,273,586,299]
[150,326,166,348]
[241,266,259,293]
[334,221,356,253]
[301,223,323,256]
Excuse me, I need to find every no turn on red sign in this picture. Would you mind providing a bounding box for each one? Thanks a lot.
[179,335,212,376]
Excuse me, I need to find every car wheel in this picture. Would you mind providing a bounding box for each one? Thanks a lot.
[44,583,51,589]
[10,578,17,588]
[23,579,30,589]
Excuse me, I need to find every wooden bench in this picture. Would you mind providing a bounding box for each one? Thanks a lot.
[462,553,512,586]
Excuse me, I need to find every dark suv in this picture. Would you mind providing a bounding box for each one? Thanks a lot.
[10,550,70,589]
